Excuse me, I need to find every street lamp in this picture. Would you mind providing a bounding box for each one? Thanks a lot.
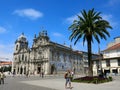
[98,43,103,77]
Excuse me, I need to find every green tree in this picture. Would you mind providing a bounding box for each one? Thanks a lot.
[68,8,112,76]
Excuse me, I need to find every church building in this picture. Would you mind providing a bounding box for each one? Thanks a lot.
[12,30,94,75]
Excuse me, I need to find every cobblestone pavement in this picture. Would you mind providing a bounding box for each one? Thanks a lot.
[0,75,120,90]
[0,75,57,90]
[21,75,120,90]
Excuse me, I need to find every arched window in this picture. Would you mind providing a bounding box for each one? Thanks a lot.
[25,56,27,62]
[22,54,24,61]
[63,53,66,62]
[57,52,60,61]
[52,51,54,61]
[69,55,71,62]
[19,55,20,62]
[15,57,17,61]
[16,45,18,50]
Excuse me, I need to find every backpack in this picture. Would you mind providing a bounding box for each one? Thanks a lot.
[64,73,68,79]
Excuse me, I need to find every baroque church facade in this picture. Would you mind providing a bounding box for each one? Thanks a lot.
[12,30,94,75]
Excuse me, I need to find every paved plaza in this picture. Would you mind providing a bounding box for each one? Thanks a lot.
[0,75,120,90]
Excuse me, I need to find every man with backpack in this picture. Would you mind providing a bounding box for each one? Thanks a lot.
[64,70,72,89]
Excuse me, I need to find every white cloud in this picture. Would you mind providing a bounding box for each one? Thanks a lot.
[108,0,120,6]
[101,14,118,28]
[66,13,81,24]
[13,8,43,20]
[66,15,77,24]
[0,26,6,33]
[53,32,63,37]
[66,12,118,29]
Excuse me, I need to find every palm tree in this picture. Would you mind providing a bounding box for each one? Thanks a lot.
[68,8,112,76]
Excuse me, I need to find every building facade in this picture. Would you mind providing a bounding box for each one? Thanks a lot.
[93,37,120,76]
[12,31,90,75]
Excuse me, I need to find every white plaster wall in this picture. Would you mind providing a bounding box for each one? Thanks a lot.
[102,61,106,68]
[104,50,120,58]
[109,50,118,57]
[110,59,118,67]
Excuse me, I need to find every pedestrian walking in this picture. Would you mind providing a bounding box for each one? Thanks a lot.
[71,71,74,77]
[41,69,44,78]
[64,70,72,89]
[12,71,15,77]
[0,72,6,84]
[0,72,1,85]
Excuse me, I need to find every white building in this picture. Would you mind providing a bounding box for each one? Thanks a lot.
[93,37,120,76]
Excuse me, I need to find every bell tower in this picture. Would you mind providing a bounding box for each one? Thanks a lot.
[14,33,28,53]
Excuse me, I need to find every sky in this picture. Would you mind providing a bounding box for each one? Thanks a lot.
[0,0,120,61]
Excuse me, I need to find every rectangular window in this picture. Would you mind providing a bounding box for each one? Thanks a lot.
[106,60,110,67]
[118,59,120,66]
[22,54,24,61]
[96,61,100,68]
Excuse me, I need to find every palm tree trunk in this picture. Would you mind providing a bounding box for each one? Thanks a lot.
[87,38,93,76]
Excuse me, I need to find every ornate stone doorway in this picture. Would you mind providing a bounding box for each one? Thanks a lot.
[37,66,41,74]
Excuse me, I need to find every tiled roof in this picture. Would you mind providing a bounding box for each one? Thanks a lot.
[104,43,120,51]
[0,61,12,65]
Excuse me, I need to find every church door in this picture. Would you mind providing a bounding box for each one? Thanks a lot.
[51,64,55,74]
